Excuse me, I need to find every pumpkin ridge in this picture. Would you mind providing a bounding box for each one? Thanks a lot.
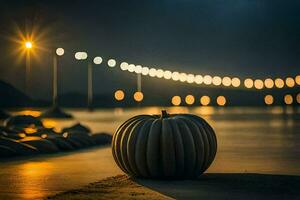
[113,116,142,172]
[114,116,147,173]
[177,117,206,176]
[161,118,176,177]
[174,118,196,177]
[169,119,185,177]
[120,118,145,175]
[135,119,154,177]
[127,119,148,176]
[146,119,162,177]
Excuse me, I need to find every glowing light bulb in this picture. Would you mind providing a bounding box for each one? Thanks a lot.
[134,65,142,74]
[107,59,116,67]
[285,77,295,88]
[244,78,254,88]
[216,96,226,106]
[222,77,231,87]
[264,95,274,105]
[231,77,241,87]
[200,96,210,106]
[141,67,149,75]
[172,72,180,81]
[275,78,284,88]
[264,78,274,89]
[133,91,144,102]
[212,76,222,86]
[203,75,212,85]
[284,94,293,105]
[187,74,195,83]
[120,62,129,70]
[56,48,64,56]
[179,73,187,82]
[114,90,125,101]
[163,70,172,79]
[93,56,102,64]
[254,79,264,90]
[128,64,136,72]
[194,75,203,84]
[171,96,181,106]
[185,95,195,105]
[156,69,164,78]
[149,68,157,77]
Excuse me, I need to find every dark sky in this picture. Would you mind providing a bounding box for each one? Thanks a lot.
[0,0,299,100]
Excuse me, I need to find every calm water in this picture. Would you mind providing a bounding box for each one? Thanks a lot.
[0,106,300,199]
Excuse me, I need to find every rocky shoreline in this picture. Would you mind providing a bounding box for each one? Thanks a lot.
[0,115,112,159]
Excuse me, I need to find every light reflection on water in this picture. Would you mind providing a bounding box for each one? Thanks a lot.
[2,106,300,199]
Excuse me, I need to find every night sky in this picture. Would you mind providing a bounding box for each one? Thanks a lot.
[0,0,299,100]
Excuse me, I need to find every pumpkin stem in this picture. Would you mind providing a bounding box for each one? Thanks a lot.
[161,110,168,118]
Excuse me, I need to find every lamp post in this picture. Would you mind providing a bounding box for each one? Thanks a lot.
[24,41,32,95]
[53,48,64,107]
[75,52,93,110]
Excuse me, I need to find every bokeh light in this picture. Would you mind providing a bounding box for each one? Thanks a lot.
[163,70,172,79]
[149,68,157,77]
[114,90,125,101]
[264,95,274,105]
[222,77,231,87]
[284,94,293,105]
[156,69,164,78]
[244,78,254,88]
[275,78,284,88]
[185,95,195,105]
[120,62,129,71]
[264,78,274,89]
[171,96,181,106]
[75,52,88,60]
[203,75,212,85]
[212,76,222,86]
[231,77,241,87]
[187,74,195,83]
[216,96,226,106]
[134,65,143,74]
[133,91,144,102]
[254,79,264,90]
[194,75,203,84]
[200,96,210,106]
[172,72,180,81]
[128,64,136,72]
[285,77,295,88]
[56,48,64,56]
[107,59,116,67]
[179,73,187,82]
[93,56,102,64]
[141,67,149,75]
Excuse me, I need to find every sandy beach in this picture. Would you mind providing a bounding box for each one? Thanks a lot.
[47,173,300,200]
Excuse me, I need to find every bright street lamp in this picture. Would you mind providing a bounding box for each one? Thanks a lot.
[24,41,33,95]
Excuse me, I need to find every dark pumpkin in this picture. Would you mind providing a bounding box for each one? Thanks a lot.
[112,110,217,179]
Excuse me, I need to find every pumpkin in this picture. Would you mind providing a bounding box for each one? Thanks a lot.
[112,110,217,179]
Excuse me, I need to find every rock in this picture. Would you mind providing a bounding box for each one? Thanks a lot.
[62,123,91,133]
[40,106,73,119]
[0,136,38,156]
[4,115,43,130]
[19,137,60,154]
[92,133,112,145]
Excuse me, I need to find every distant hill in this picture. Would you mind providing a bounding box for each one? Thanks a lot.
[0,80,49,107]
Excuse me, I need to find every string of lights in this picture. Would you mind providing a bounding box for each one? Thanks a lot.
[99,58,300,90]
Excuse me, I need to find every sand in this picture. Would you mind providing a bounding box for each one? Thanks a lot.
[47,173,300,200]
[46,175,172,200]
